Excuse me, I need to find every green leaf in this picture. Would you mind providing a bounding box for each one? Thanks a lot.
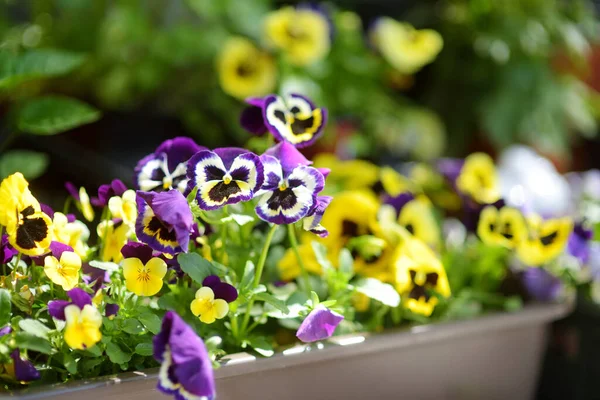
[240,260,255,290]
[81,358,104,371]
[18,319,51,339]
[62,353,77,374]
[311,291,320,308]
[138,312,161,335]
[338,248,354,276]
[88,260,120,272]
[177,252,216,284]
[105,341,131,364]
[134,343,154,356]
[14,332,53,354]
[0,289,11,327]
[17,96,101,135]
[247,336,274,357]
[354,278,401,307]
[122,318,144,334]
[0,49,85,88]
[254,293,289,314]
[0,150,49,180]
[311,242,333,271]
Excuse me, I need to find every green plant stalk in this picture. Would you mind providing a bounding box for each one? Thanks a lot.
[288,224,312,297]
[240,224,278,335]
[12,252,22,282]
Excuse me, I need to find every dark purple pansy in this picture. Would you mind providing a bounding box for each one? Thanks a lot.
[383,192,415,216]
[241,94,327,148]
[10,350,40,382]
[303,196,332,237]
[521,268,563,302]
[48,288,93,321]
[121,241,154,264]
[91,179,128,207]
[567,223,593,264]
[105,303,120,318]
[40,203,54,219]
[1,234,17,265]
[136,190,194,254]
[135,137,206,193]
[154,311,215,400]
[186,148,264,211]
[255,143,325,225]
[202,275,238,303]
[65,182,80,201]
[82,263,110,292]
[296,306,344,343]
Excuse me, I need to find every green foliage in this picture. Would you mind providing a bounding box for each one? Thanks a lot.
[0,150,49,181]
[17,96,101,135]
[354,278,401,308]
[178,253,218,284]
[0,289,11,327]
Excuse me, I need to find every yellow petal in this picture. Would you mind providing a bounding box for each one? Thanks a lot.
[80,304,103,328]
[146,257,167,280]
[122,258,143,283]
[190,298,211,316]
[213,299,229,319]
[143,275,164,296]
[199,309,217,324]
[195,286,214,301]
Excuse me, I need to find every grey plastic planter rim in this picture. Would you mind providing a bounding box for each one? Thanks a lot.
[10,302,572,399]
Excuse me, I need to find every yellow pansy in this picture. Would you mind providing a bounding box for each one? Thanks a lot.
[398,196,441,250]
[108,190,137,227]
[477,206,527,249]
[264,6,330,66]
[122,257,167,296]
[0,173,52,256]
[64,304,102,350]
[394,238,451,316]
[97,220,130,262]
[44,251,81,290]
[517,216,573,266]
[456,152,500,204]
[278,242,324,281]
[370,17,443,74]
[78,187,94,222]
[51,212,89,258]
[190,287,229,324]
[218,36,276,100]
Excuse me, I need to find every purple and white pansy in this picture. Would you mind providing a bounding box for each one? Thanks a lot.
[135,137,205,193]
[255,142,325,225]
[241,94,327,148]
[303,196,332,237]
[187,147,264,211]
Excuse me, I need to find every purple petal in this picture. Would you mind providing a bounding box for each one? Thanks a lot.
[65,182,80,201]
[240,105,267,136]
[10,350,40,382]
[121,241,154,265]
[212,282,238,303]
[263,142,312,176]
[0,326,12,336]
[296,306,344,343]
[82,263,110,292]
[213,147,250,170]
[48,300,70,321]
[317,168,331,180]
[49,241,74,259]
[105,303,119,318]
[521,268,563,302]
[94,179,128,207]
[1,235,18,264]
[67,288,93,309]
[383,192,415,215]
[40,203,54,219]
[156,137,205,173]
[437,158,464,184]
[245,96,266,108]
[202,275,220,289]
[567,223,593,264]
[66,214,76,223]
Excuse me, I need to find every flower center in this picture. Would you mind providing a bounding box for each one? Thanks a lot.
[279,182,288,191]
[163,175,173,189]
[223,174,232,185]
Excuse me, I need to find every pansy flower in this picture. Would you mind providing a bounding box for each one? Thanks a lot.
[0,328,39,383]
[369,17,443,74]
[521,267,563,302]
[97,219,130,262]
[91,179,127,207]
[190,275,238,324]
[108,189,137,227]
[51,211,89,258]
[218,36,277,100]
[517,215,573,266]
[255,142,325,224]
[135,137,205,193]
[241,94,327,148]
[122,241,168,297]
[302,196,332,237]
[264,5,331,66]
[64,303,102,350]
[385,193,441,250]
[394,238,451,316]
[0,234,17,264]
[567,223,593,264]
[187,148,264,210]
[44,242,81,290]
[65,182,95,222]
[455,153,500,205]
[0,173,52,256]
[48,288,92,321]
[154,311,216,400]
[296,305,344,343]
[477,206,528,249]
[136,190,194,254]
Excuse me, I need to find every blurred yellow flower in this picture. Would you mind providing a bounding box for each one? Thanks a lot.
[218,37,276,100]
[191,287,229,324]
[51,212,89,258]
[44,251,81,290]
[517,216,573,266]
[0,173,52,256]
[97,220,130,262]
[370,17,443,74]
[64,304,102,350]
[123,257,167,296]
[397,197,441,250]
[108,190,137,227]
[456,153,500,204]
[477,206,527,249]
[78,187,95,222]
[264,6,330,66]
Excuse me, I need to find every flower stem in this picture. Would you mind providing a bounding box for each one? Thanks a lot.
[241,224,278,335]
[288,224,312,297]
[12,252,22,282]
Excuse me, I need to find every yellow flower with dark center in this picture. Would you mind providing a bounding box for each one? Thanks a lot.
[218,37,276,100]
[108,190,137,227]
[394,238,450,316]
[190,287,229,324]
[456,153,500,204]
[477,206,527,249]
[64,304,102,350]
[0,173,52,256]
[122,257,167,296]
[44,251,81,290]
[517,216,573,266]
[97,220,130,262]
[370,17,443,74]
[398,197,441,250]
[264,6,330,66]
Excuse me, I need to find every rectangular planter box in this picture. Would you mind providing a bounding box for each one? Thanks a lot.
[14,303,570,400]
